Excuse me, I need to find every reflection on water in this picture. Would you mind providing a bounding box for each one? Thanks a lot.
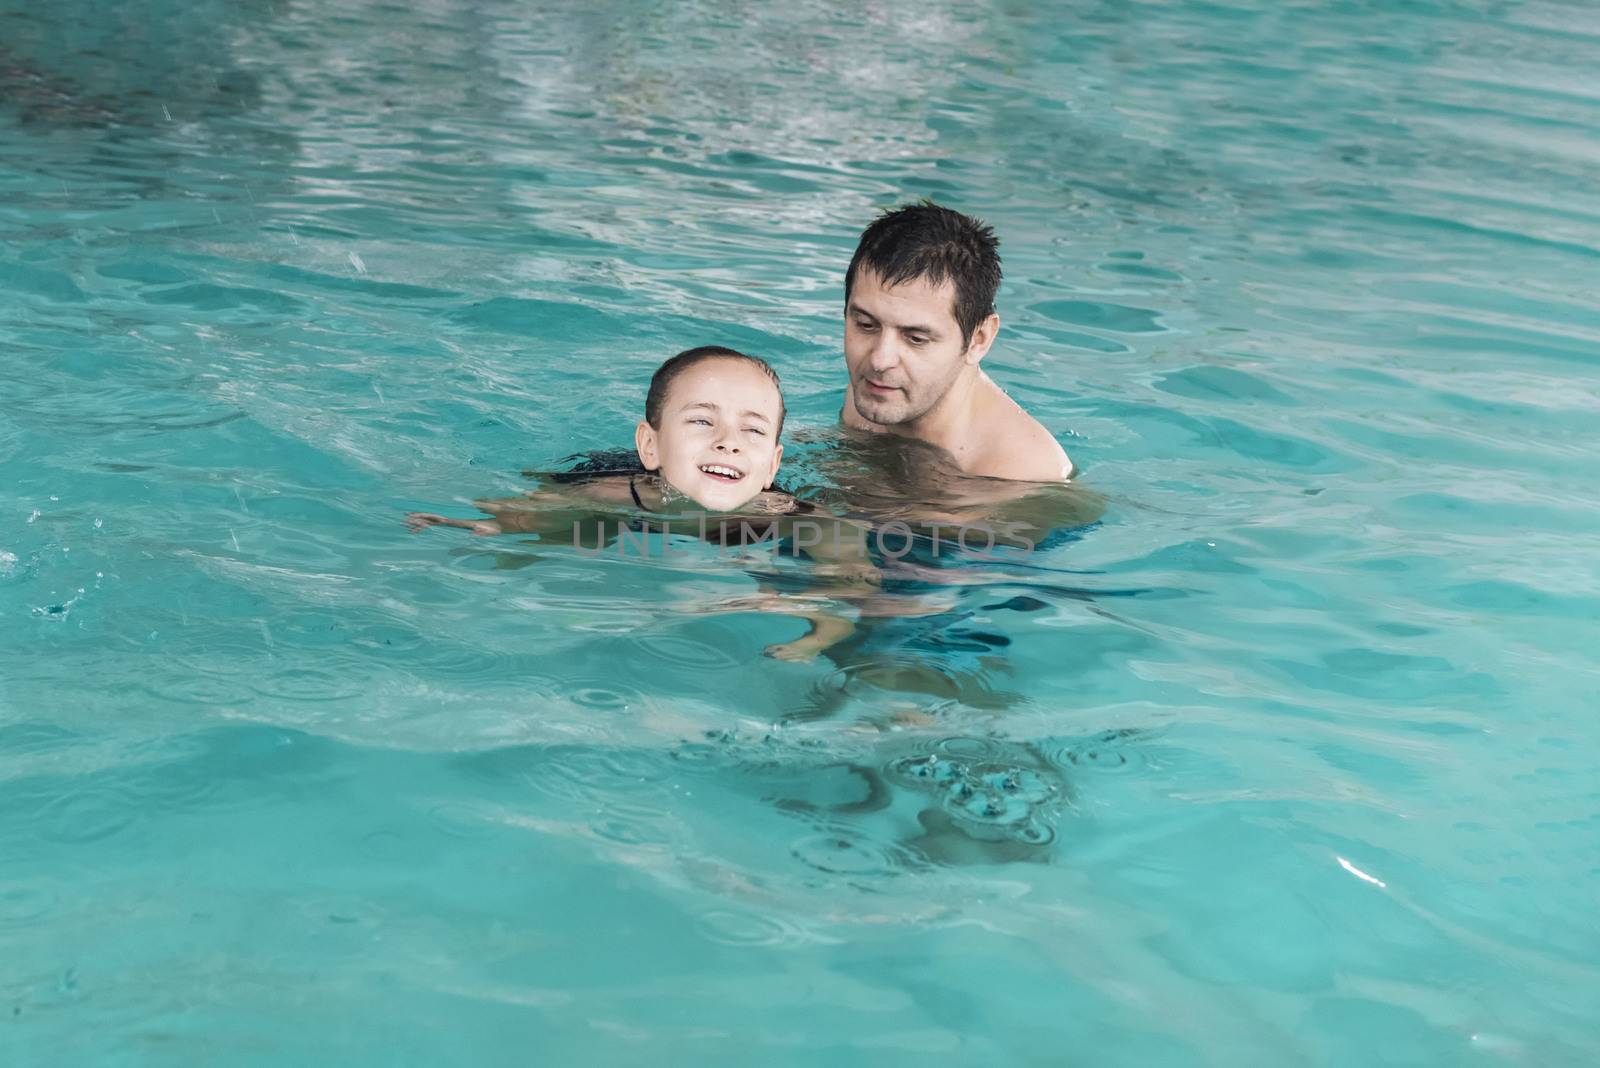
[792,605,1022,719]
[425,407,1134,861]
[791,426,1107,528]
[443,450,1118,862]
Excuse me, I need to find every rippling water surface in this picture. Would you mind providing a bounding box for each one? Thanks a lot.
[4,0,1599,1063]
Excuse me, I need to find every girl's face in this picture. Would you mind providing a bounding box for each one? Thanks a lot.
[634,358,784,511]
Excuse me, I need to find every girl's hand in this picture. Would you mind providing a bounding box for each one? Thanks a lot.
[405,512,500,536]
[405,512,449,532]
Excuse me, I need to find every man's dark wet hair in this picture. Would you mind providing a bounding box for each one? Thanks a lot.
[644,345,785,437]
[844,202,1001,347]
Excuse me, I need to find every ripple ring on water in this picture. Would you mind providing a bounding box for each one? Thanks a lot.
[1050,731,1147,775]
[0,881,60,927]
[589,802,674,848]
[791,829,909,877]
[35,790,138,845]
[629,632,742,672]
[694,909,804,947]
[0,722,83,754]
[551,675,665,717]
[572,686,633,712]
[521,746,673,808]
[118,761,224,813]
[425,801,504,840]
[249,663,368,703]
[935,735,1007,761]
[139,669,256,709]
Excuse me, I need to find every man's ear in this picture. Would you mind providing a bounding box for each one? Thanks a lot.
[963,312,1000,366]
[635,420,660,471]
[765,442,784,489]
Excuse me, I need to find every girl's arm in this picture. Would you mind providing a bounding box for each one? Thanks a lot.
[406,484,621,540]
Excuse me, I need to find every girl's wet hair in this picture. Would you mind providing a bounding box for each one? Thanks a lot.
[539,446,646,481]
[644,345,785,436]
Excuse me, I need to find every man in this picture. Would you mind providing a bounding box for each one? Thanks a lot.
[841,202,1075,484]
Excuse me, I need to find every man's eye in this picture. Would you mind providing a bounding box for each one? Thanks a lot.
[855,319,878,332]
[906,334,928,346]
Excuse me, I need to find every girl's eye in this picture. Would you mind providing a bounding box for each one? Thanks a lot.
[745,427,766,437]
[689,418,712,426]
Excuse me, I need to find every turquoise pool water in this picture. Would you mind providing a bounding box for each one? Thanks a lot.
[4,0,1599,1062]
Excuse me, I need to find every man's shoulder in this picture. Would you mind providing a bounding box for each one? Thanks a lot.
[968,382,1074,482]
[969,425,1073,482]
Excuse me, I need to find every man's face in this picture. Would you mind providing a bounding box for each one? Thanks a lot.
[635,358,784,512]
[844,269,989,427]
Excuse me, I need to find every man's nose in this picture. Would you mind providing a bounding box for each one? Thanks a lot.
[868,335,901,373]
